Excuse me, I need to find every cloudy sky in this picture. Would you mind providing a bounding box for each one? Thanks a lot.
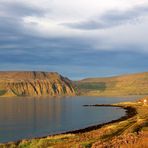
[0,0,148,79]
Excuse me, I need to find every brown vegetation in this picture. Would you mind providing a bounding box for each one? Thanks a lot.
[75,72,148,96]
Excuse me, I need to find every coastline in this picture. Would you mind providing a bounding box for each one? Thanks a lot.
[0,104,134,144]
[0,103,139,146]
[64,104,137,134]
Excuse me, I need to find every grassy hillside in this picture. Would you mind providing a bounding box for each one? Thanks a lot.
[75,72,148,96]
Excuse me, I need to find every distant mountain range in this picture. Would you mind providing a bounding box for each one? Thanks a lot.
[75,72,148,96]
[0,71,147,97]
[0,71,75,97]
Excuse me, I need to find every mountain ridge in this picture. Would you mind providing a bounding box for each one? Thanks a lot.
[0,71,75,97]
[79,72,148,82]
[75,72,148,96]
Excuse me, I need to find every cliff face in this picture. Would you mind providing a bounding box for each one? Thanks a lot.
[0,72,75,97]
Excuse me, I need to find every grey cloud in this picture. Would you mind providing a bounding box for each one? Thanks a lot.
[0,25,147,79]
[0,41,147,79]
[0,1,46,38]
[0,2,45,17]
[0,1,148,79]
[62,5,148,30]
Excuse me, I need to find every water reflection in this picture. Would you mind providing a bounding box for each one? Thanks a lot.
[0,96,137,143]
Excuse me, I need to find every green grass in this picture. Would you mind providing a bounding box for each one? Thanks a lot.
[75,82,106,91]
[0,90,6,96]
[81,142,92,148]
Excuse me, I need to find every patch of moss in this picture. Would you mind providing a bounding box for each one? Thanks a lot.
[76,82,106,91]
[81,141,92,148]
[0,90,7,96]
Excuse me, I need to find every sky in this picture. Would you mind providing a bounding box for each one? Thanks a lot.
[0,0,148,80]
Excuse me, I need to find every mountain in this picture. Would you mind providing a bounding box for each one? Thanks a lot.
[75,72,148,96]
[0,71,75,97]
[0,71,147,97]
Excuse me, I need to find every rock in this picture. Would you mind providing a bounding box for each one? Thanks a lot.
[0,71,75,97]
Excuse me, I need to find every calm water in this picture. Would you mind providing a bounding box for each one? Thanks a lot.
[0,96,137,143]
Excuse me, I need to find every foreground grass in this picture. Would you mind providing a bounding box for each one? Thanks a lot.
[0,102,148,148]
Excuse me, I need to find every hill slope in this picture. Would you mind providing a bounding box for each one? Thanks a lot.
[0,71,75,97]
[75,72,148,96]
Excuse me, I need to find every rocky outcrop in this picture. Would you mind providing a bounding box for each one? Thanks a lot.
[0,71,75,97]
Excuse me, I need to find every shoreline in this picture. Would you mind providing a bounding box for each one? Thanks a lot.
[1,101,148,147]
[2,104,137,144]
[64,104,137,134]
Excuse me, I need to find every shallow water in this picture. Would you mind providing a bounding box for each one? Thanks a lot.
[0,96,137,143]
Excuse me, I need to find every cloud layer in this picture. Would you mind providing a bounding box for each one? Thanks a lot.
[0,0,148,79]
[63,5,148,30]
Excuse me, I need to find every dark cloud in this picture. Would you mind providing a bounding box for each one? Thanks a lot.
[0,1,147,79]
[0,33,147,79]
[62,6,148,30]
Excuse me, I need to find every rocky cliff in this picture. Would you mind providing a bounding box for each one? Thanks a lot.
[0,71,75,97]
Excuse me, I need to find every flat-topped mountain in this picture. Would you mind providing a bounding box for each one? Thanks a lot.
[75,72,148,96]
[0,71,75,97]
[0,71,147,97]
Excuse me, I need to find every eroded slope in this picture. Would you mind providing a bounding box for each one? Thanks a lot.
[0,71,75,97]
